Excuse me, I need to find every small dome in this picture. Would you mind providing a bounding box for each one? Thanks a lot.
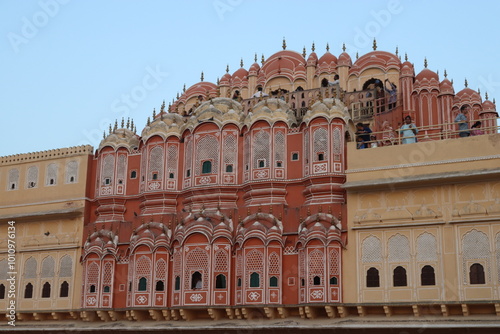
[183,82,218,100]
[482,99,496,112]
[232,67,249,80]
[338,52,352,67]
[249,62,260,75]
[220,73,231,86]
[351,51,401,75]
[415,68,439,82]
[318,51,338,65]
[439,78,454,95]
[307,52,318,66]
[400,61,414,77]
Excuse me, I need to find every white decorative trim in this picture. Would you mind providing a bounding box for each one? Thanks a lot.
[346,155,500,174]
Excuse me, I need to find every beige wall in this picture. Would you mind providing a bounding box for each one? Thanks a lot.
[0,146,92,313]
[343,134,500,304]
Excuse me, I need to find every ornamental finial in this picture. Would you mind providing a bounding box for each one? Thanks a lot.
[282,37,286,50]
[312,42,315,52]
[261,54,265,65]
[302,46,306,58]
[405,53,408,61]
[373,38,377,51]
[226,64,229,73]
[444,69,447,78]
[254,53,257,62]
[485,92,489,100]
[201,71,204,81]
[240,58,243,68]
[464,78,468,88]
[342,43,346,52]
[424,57,428,68]
[395,46,398,56]
[326,43,330,52]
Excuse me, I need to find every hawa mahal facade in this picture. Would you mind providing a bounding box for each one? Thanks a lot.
[1,41,500,328]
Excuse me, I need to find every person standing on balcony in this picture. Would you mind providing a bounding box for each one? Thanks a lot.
[399,116,418,144]
[356,123,372,148]
[455,105,470,137]
[384,79,397,110]
[252,86,268,98]
[471,121,484,136]
[381,121,396,146]
[329,74,340,86]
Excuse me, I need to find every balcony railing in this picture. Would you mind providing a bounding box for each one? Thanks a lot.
[355,118,500,149]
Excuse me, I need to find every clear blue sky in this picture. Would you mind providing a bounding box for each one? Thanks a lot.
[1,0,499,156]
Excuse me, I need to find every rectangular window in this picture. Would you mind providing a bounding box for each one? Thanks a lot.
[291,152,299,161]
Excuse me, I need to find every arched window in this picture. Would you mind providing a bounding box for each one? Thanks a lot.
[103,285,110,293]
[0,284,5,299]
[191,271,202,289]
[313,276,321,286]
[24,283,33,298]
[89,285,96,293]
[470,263,485,284]
[269,276,278,287]
[215,274,226,289]
[42,282,51,298]
[237,277,242,287]
[60,281,69,297]
[330,276,338,285]
[393,266,407,287]
[421,265,436,286]
[174,276,180,290]
[155,280,165,291]
[202,161,212,174]
[138,277,147,291]
[250,272,260,287]
[225,164,233,173]
[366,267,380,287]
[318,153,324,161]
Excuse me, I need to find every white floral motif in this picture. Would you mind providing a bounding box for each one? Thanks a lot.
[313,163,327,173]
[190,293,203,302]
[248,291,260,301]
[136,295,147,304]
[148,181,161,190]
[310,289,324,299]
[100,186,112,195]
[256,170,268,179]
[86,296,96,305]
[199,176,211,184]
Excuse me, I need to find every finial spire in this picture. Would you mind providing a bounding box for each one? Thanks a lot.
[131,119,134,130]
[405,53,408,61]
[395,46,398,56]
[282,37,286,50]
[161,100,165,113]
[126,117,130,129]
[109,124,112,134]
[485,92,489,100]
[152,108,156,118]
[326,43,330,52]
[216,77,220,85]
[312,42,315,52]
[494,98,496,104]
[451,78,454,85]
[478,87,481,95]
[444,69,447,78]
[240,58,244,68]
[261,54,265,64]
[147,117,150,126]
[121,117,124,128]
[226,64,229,73]
[356,51,359,60]
[103,131,106,139]
[372,38,377,51]
[424,57,428,68]
[302,46,306,58]
[254,53,257,62]
[342,43,346,52]
[183,84,186,92]
[201,71,204,81]
[464,78,468,87]
[176,92,179,99]
[114,120,118,131]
